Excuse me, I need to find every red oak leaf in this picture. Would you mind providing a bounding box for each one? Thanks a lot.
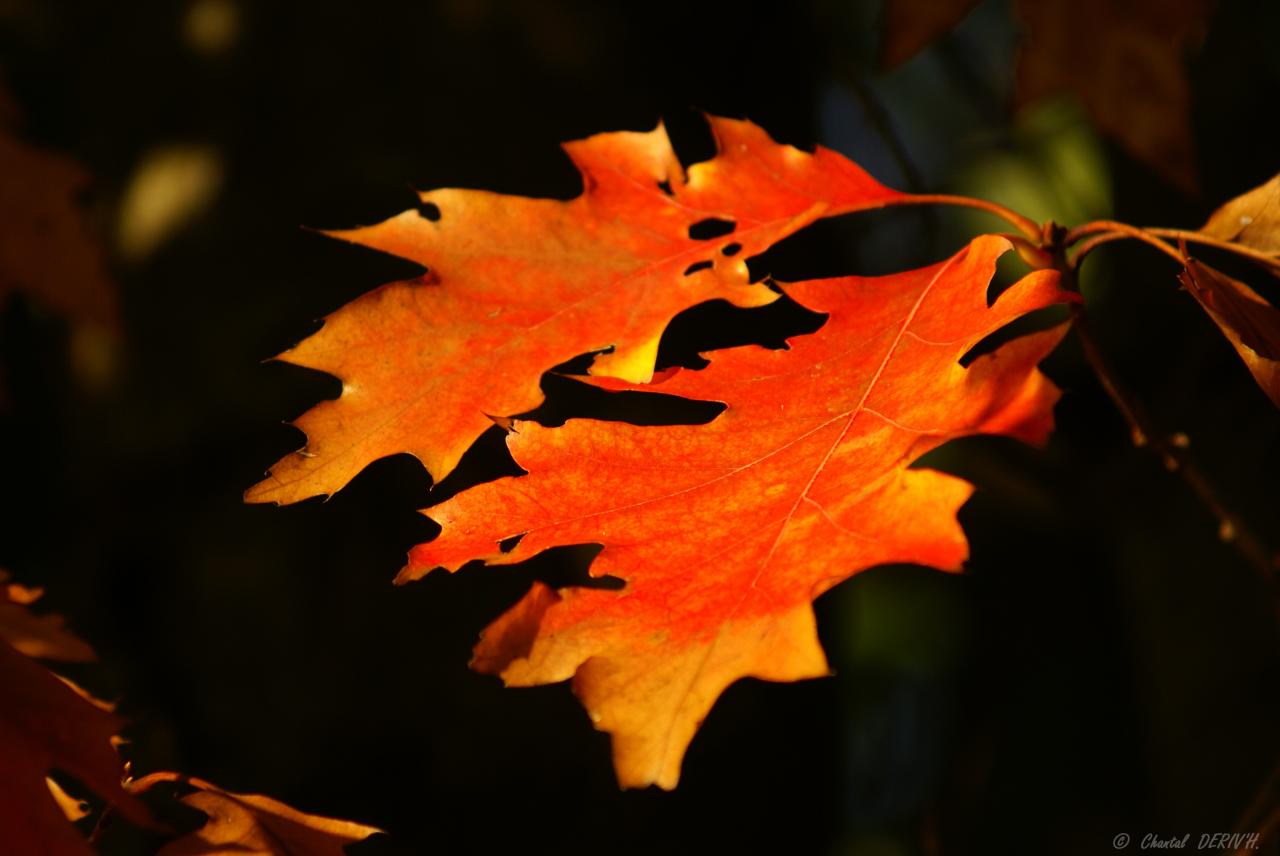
[248,115,908,504]
[0,573,150,854]
[400,234,1076,788]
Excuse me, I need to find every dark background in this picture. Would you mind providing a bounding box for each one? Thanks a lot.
[2,1,1278,854]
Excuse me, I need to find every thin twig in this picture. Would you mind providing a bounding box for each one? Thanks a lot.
[880,193,1041,241]
[1066,221,1280,277]
[1069,232,1129,268]
[1064,221,1187,266]
[1147,227,1280,275]
[1068,302,1277,586]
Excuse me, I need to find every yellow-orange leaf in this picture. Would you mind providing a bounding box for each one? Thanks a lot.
[1181,258,1280,408]
[154,777,380,856]
[402,235,1075,789]
[247,116,907,504]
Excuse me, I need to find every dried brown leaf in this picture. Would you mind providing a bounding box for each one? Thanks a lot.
[1181,258,1280,408]
[1199,172,1280,255]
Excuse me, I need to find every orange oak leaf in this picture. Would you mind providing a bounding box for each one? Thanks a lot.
[247,116,909,505]
[1180,258,1280,408]
[148,775,380,856]
[1199,172,1280,256]
[0,577,151,855]
[400,234,1076,788]
[879,0,1214,192]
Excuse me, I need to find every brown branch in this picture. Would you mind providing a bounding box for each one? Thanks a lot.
[1147,227,1280,275]
[1068,302,1277,587]
[1065,221,1280,277]
[1068,232,1129,268]
[1064,221,1187,266]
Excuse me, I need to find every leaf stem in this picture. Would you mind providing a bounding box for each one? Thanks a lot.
[1064,220,1188,266]
[881,193,1042,242]
[1145,227,1280,274]
[1067,232,1129,267]
[1066,221,1280,276]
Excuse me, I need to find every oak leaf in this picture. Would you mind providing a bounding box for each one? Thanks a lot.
[401,235,1075,788]
[152,776,380,856]
[1199,172,1280,256]
[247,116,908,504]
[0,573,151,855]
[1180,258,1280,408]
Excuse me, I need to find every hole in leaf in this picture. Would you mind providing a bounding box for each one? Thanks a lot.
[498,532,526,553]
[959,304,1071,367]
[427,424,522,506]
[721,242,742,257]
[528,374,725,428]
[663,108,719,167]
[656,293,826,371]
[416,201,441,222]
[688,218,736,241]
[530,545,624,591]
[656,179,674,196]
[684,260,714,276]
[986,249,1035,306]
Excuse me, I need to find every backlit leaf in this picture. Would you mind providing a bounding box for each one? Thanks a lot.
[154,777,380,856]
[247,116,907,504]
[1199,172,1280,256]
[0,576,150,854]
[402,235,1075,788]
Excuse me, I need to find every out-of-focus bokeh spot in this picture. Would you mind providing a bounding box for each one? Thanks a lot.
[182,0,239,57]
[952,99,1112,233]
[0,124,116,326]
[116,144,223,263]
[69,321,120,394]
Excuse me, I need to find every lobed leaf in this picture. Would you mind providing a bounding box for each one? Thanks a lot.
[247,116,907,504]
[0,574,151,855]
[402,235,1077,788]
